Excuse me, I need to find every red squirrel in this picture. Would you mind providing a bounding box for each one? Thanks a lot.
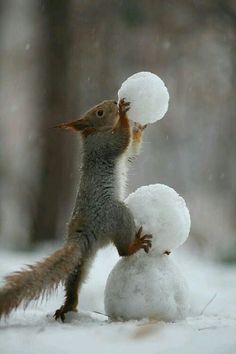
[0,99,152,321]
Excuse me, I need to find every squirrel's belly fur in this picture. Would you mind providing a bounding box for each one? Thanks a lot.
[115,155,128,200]
[115,132,143,201]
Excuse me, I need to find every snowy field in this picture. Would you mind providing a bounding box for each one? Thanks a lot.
[0,245,236,354]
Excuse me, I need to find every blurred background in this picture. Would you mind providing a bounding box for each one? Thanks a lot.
[0,0,235,261]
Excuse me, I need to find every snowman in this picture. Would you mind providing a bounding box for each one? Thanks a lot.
[104,73,191,321]
[104,184,191,321]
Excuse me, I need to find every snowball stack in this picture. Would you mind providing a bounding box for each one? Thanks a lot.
[104,184,191,321]
[118,72,169,125]
[104,73,190,322]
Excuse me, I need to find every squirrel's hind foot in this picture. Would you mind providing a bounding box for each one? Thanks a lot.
[54,305,77,322]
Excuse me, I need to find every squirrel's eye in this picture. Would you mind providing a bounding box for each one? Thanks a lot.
[96,109,104,117]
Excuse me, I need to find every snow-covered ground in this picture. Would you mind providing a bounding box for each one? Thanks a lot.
[0,245,236,354]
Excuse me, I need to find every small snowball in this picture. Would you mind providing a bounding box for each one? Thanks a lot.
[118,72,169,125]
[104,254,189,321]
[125,184,191,255]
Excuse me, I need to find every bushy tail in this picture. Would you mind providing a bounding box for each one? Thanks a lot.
[0,243,81,318]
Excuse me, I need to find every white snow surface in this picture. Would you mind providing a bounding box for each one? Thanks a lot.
[105,254,189,321]
[118,72,169,124]
[0,246,236,354]
[125,184,191,254]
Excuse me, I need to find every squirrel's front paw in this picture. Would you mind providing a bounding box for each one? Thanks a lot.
[127,226,152,255]
[132,123,147,143]
[119,98,130,117]
[133,122,147,132]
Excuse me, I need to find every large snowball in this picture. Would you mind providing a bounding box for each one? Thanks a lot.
[104,254,189,321]
[125,184,191,255]
[118,72,169,125]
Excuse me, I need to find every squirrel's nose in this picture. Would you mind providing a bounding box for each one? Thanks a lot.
[113,100,117,105]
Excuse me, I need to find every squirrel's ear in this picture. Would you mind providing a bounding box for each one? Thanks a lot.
[54,117,89,132]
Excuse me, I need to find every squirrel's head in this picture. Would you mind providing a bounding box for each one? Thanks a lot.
[55,100,119,137]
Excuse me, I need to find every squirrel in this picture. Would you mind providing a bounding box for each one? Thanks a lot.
[0,99,152,322]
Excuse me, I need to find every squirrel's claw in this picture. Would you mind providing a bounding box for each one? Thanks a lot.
[139,235,152,254]
[136,226,152,254]
[133,122,148,131]
[127,226,152,256]
[119,98,130,115]
[54,305,77,322]
[54,307,66,322]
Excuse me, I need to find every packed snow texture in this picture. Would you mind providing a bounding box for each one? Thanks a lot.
[104,254,189,321]
[125,184,191,254]
[117,72,169,125]
[105,184,191,320]
[1,248,236,354]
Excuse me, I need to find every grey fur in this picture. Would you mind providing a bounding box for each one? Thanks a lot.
[0,99,145,320]
[68,126,136,256]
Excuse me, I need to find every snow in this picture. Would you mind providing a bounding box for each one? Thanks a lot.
[117,72,169,125]
[1,247,236,354]
[105,254,189,321]
[105,184,191,321]
[125,184,191,254]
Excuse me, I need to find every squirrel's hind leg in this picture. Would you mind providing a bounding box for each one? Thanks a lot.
[54,258,93,322]
[54,268,80,322]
